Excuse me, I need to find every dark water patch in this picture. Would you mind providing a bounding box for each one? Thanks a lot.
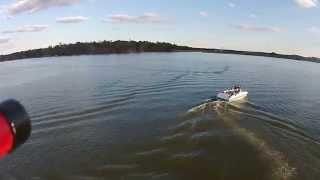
[212,65,230,74]
[137,65,230,76]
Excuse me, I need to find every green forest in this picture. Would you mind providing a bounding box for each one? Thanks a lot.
[0,41,192,61]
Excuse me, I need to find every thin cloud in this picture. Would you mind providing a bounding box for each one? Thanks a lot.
[103,13,165,24]
[2,25,49,34]
[56,16,88,23]
[4,0,80,15]
[295,0,318,8]
[0,37,10,44]
[308,26,320,34]
[0,14,13,20]
[249,14,258,19]
[199,11,208,17]
[233,24,283,32]
[228,2,236,8]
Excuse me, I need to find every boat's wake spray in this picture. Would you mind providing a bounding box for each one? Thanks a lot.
[188,97,222,113]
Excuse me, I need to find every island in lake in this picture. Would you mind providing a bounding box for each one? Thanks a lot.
[0,40,319,63]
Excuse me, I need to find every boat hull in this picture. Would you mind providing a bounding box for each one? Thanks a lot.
[217,91,248,102]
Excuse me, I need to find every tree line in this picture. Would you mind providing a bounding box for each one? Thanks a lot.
[0,41,193,61]
[0,40,319,63]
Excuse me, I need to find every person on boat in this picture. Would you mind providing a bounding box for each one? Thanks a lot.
[234,85,240,94]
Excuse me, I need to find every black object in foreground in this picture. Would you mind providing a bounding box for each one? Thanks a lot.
[0,99,31,159]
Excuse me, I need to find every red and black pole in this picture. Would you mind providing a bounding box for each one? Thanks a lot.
[0,99,31,159]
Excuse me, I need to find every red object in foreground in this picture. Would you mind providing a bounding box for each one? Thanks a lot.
[0,113,14,158]
[0,100,31,159]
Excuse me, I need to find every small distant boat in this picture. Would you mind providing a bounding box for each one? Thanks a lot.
[217,85,248,102]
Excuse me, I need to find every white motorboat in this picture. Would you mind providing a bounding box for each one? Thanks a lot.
[217,85,248,102]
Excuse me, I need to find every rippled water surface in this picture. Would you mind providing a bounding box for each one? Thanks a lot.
[0,53,320,180]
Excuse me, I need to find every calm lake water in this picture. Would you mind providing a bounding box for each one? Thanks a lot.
[0,52,320,180]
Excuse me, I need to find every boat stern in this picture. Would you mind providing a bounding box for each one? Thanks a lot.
[217,93,230,101]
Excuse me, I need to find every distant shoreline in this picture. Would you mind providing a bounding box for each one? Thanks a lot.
[197,49,320,63]
[1,40,319,63]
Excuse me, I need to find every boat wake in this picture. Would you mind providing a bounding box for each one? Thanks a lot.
[84,100,309,180]
[187,100,302,179]
[187,98,221,113]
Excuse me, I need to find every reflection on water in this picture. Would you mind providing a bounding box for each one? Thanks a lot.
[0,53,320,180]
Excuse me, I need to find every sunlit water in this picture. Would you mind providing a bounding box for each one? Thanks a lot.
[0,53,319,180]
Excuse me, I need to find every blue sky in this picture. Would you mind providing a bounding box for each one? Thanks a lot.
[0,0,320,57]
